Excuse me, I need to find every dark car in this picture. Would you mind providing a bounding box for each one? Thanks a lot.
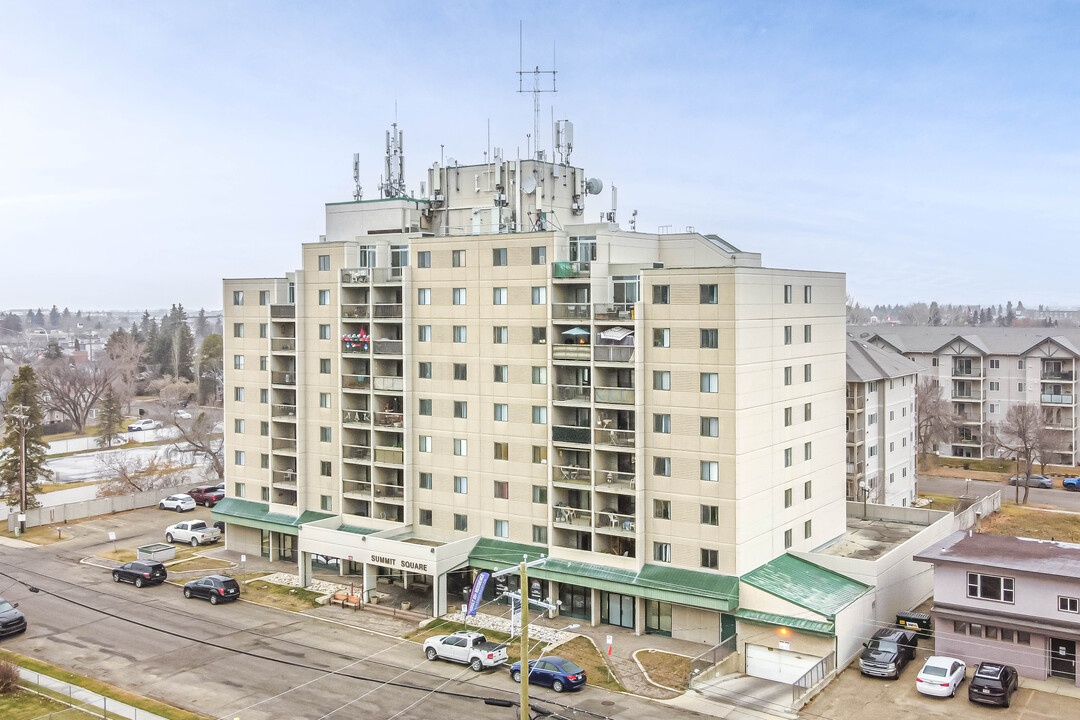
[0,597,27,638]
[183,575,240,605]
[859,628,919,679]
[112,561,167,587]
[968,662,1019,707]
[509,656,587,692]
[187,486,225,507]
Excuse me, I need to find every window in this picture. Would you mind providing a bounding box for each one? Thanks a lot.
[419,472,432,489]
[492,248,507,266]
[320,392,331,408]
[318,289,330,305]
[260,421,269,436]
[494,403,508,422]
[804,441,812,460]
[700,373,718,393]
[418,325,431,342]
[318,358,330,374]
[784,366,792,386]
[259,355,268,371]
[258,290,269,305]
[234,450,245,466]
[453,325,467,343]
[932,357,938,367]
[232,290,244,306]
[784,488,793,508]
[868,445,878,457]
[317,254,330,271]
[653,285,670,304]
[260,454,269,469]
[454,476,468,493]
[989,381,999,391]
[784,407,792,427]
[454,514,468,532]
[804,364,812,382]
[868,412,878,425]
[453,288,466,305]
[804,403,812,421]
[531,286,547,305]
[494,365,508,382]
[654,500,671,519]
[804,325,812,343]
[234,482,246,498]
[701,549,719,570]
[533,525,547,543]
[234,354,244,370]
[700,329,718,348]
[784,529,793,549]
[531,246,546,265]
[417,251,431,268]
[259,388,267,403]
[261,487,269,502]
[784,448,793,467]
[1058,597,1079,613]
[967,572,1015,603]
[532,327,547,344]
[653,414,671,433]
[234,419,245,433]
[233,323,244,338]
[320,426,331,442]
[452,249,466,267]
[318,324,331,339]
[494,520,509,538]
[701,417,718,437]
[418,288,434,306]
[804,480,812,499]
[784,326,792,345]
[653,543,671,563]
[653,328,670,348]
[700,505,719,525]
[804,519,812,538]
[419,509,432,526]
[784,284,793,304]
[1018,360,1025,370]
[532,406,548,425]
[452,401,467,419]
[418,398,432,416]
[700,284,718,304]
[654,457,671,476]
[532,366,547,384]
[494,480,509,498]
[989,403,998,414]
[453,363,467,380]
[418,362,432,379]
[532,445,547,464]
[234,387,245,402]
[532,485,547,503]
[259,323,268,338]
[1017,382,1025,392]
[320,461,331,477]
[418,435,431,452]
[701,461,718,482]
[493,287,507,305]
[453,438,468,456]
[653,370,671,390]
[804,285,812,303]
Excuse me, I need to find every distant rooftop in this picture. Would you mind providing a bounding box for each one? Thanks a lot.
[851,325,1080,356]
[914,530,1080,576]
[846,336,923,383]
[817,507,947,560]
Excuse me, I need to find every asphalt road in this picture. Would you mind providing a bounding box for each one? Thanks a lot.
[919,475,1080,511]
[0,513,712,720]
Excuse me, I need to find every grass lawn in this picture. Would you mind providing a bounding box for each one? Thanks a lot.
[0,650,210,720]
[232,574,324,611]
[982,504,1080,542]
[550,636,624,693]
[166,557,233,573]
[0,524,75,544]
[0,689,99,719]
[38,480,101,494]
[635,649,691,691]
[921,493,959,511]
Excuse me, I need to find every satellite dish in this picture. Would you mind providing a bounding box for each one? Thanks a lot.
[586,178,603,195]
[521,176,537,195]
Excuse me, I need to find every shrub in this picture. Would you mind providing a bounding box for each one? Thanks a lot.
[0,659,21,695]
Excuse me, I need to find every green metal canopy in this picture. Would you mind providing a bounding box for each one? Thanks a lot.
[741,554,871,619]
[735,608,835,637]
[211,497,333,535]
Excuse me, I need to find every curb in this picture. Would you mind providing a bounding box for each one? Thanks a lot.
[631,648,690,695]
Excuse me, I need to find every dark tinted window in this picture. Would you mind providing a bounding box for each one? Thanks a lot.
[555,659,584,674]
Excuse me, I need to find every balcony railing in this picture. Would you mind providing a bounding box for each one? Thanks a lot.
[342,304,369,319]
[373,411,404,428]
[373,484,405,500]
[342,338,370,354]
[951,367,980,377]
[373,339,403,355]
[1041,394,1074,404]
[846,428,865,444]
[551,303,592,320]
[552,425,591,444]
[373,376,404,392]
[342,409,371,425]
[272,438,296,452]
[1041,370,1074,381]
[594,346,634,363]
[271,339,296,353]
[954,435,981,445]
[846,462,864,476]
[594,427,635,448]
[372,267,404,283]
[342,444,371,462]
[554,385,591,402]
[553,465,591,486]
[342,375,370,391]
[594,386,634,405]
[552,345,591,361]
[595,469,636,490]
[595,512,636,534]
[552,504,593,527]
[341,268,371,284]
[845,396,864,411]
[271,404,297,419]
[593,302,636,321]
[342,481,372,498]
[373,303,403,318]
[270,305,295,319]
[952,389,985,400]
[271,371,296,386]
[271,470,298,489]
[374,447,404,464]
[551,261,591,279]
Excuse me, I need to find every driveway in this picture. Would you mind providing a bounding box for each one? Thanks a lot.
[920,476,1080,512]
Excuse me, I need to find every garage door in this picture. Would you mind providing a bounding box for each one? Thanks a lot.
[745,644,823,684]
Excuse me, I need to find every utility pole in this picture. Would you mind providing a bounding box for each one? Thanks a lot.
[492,556,553,720]
[8,405,32,535]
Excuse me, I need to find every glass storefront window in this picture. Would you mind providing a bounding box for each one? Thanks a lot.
[559,583,592,620]
[602,592,635,629]
[646,600,672,636]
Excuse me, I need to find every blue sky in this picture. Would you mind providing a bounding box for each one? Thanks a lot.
[1,1,1077,312]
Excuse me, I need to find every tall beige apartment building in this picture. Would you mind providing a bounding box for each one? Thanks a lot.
[218,140,848,641]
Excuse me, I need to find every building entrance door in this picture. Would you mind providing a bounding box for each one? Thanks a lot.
[1050,638,1077,680]
[602,592,634,629]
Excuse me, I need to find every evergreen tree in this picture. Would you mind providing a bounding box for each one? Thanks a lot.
[198,333,223,403]
[1005,301,1015,327]
[44,341,63,359]
[34,309,44,327]
[155,304,195,380]
[139,310,153,337]
[928,301,941,326]
[195,308,208,339]
[0,366,53,509]
[96,387,124,448]
[48,305,60,328]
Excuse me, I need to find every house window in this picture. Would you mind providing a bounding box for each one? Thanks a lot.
[784,326,792,344]
[234,483,245,498]
[417,251,431,268]
[932,357,939,367]
[700,373,718,393]
[1017,382,1025,392]
[701,417,718,437]
[454,476,468,493]
[533,525,547,543]
[989,358,1000,369]
[700,329,718,348]
[804,403,812,421]
[419,509,432,526]
[418,362,432,379]
[784,366,792,386]
[532,406,547,425]
[232,290,244,306]
[531,286,547,305]
[492,248,507,266]
[804,285,812,303]
[989,381,999,391]
[453,363,467,380]
[453,438,468,456]
[259,323,268,339]
[418,325,431,342]
[234,387,245,402]
[258,388,267,403]
[804,364,812,382]
[320,461,331,477]
[419,472,432,489]
[319,393,331,408]
[804,324,812,342]
[318,324,331,339]
[654,500,671,519]
[784,407,792,427]
[1018,360,1025,370]
[653,328,670,348]
[532,327,547,344]
[260,421,269,436]
[260,454,269,469]
[234,451,245,466]
[452,288,466,305]
[258,290,269,305]
[453,325,467,343]
[494,520,509,538]
[494,328,507,347]
[701,549,719,570]
[453,401,467,419]
[653,543,671,563]
[532,366,547,384]
[233,323,244,338]
[493,442,508,460]
[784,284,792,303]
[653,456,671,476]
[1058,597,1079,613]
[804,481,812,499]
[784,529,793,549]
[700,505,719,525]
[494,365,508,382]
[532,485,547,503]
[784,488,792,508]
[418,288,431,305]
[967,572,1015,603]
[653,285,670,304]
[319,358,331,373]
[804,442,812,460]
[318,289,330,305]
[653,371,670,390]
[699,284,718,304]
[532,445,547,464]
[320,427,331,442]
[701,461,718,482]
[531,246,546,265]
[494,403,508,421]
[494,481,509,499]
[493,287,507,305]
[234,355,244,370]
[317,254,330,271]
[452,249,466,267]
[653,414,671,433]
[454,514,468,532]
[418,435,431,452]
[804,519,812,538]
[784,448,793,467]
[261,487,269,501]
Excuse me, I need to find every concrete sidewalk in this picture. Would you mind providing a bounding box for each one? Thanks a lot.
[19,666,171,720]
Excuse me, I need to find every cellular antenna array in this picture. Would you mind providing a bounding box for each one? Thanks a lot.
[518,21,556,161]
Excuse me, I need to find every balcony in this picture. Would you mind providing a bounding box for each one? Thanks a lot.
[342,481,372,498]
[594,386,634,405]
[551,261,591,279]
[373,303,403,319]
[272,438,296,453]
[374,446,404,465]
[342,409,371,425]
[342,304,369,319]
[845,462,865,477]
[373,339,403,355]
[373,376,404,392]
[271,470,298,490]
[374,411,404,428]
[342,444,371,462]
[553,345,591,361]
[951,389,985,400]
[552,425,591,444]
[1041,394,1074,405]
[595,469,636,491]
[846,428,865,444]
[341,268,371,284]
[954,435,982,446]
[595,512,636,535]
[271,404,297,419]
[951,366,980,377]
[552,504,593,528]
[342,337,370,354]
[342,375,370,391]
[1041,369,1074,381]
[552,303,592,321]
[553,465,591,487]
[594,427,635,448]
[554,385,591,403]
[372,267,404,283]
[373,484,405,501]
[271,371,296,386]
[594,345,634,363]
[270,305,295,319]
[845,396,864,411]
[593,302,635,322]
[271,338,296,353]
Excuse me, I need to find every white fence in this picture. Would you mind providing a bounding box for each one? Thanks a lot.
[7,484,187,532]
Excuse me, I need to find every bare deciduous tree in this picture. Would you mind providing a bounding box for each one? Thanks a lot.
[915,378,960,462]
[96,451,185,497]
[990,403,1045,505]
[104,331,144,413]
[35,357,114,434]
[170,408,224,480]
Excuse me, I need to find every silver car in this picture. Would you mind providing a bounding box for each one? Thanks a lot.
[1007,474,1053,489]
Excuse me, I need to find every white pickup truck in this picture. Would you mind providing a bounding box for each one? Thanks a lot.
[165,520,222,547]
[423,630,508,671]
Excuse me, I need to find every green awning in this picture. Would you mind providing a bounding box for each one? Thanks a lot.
[735,608,835,637]
[211,497,333,535]
[741,554,871,619]
[469,538,738,611]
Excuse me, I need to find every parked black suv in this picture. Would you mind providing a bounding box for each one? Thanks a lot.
[968,662,1019,707]
[0,597,27,638]
[183,575,241,604]
[112,561,168,587]
[859,627,918,679]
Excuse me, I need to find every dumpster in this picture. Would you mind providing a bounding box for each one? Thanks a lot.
[896,610,932,638]
[137,543,176,562]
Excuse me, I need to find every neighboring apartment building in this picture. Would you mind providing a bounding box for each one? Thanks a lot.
[864,327,1080,465]
[216,128,848,643]
[845,338,920,507]
[915,531,1080,686]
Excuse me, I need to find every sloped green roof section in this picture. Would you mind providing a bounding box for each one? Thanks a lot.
[741,554,871,619]
[735,608,835,636]
[335,523,378,535]
[469,539,738,611]
[211,498,333,535]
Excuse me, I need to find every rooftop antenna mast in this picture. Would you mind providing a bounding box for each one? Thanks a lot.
[518,21,556,161]
[352,153,363,201]
[380,122,407,198]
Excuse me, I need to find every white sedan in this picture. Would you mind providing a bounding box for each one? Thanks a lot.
[916,656,966,697]
[159,494,196,512]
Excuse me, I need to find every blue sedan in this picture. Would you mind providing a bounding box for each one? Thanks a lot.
[509,656,587,692]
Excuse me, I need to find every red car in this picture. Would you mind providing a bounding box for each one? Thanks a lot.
[187,486,225,507]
